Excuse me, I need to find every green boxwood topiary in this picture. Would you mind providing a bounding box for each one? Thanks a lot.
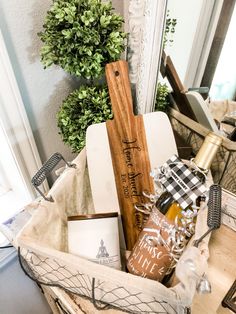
[39,0,126,79]
[57,85,112,152]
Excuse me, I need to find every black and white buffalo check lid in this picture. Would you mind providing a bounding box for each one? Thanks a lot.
[159,155,207,209]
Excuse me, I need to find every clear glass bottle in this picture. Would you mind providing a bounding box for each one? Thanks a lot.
[157,132,222,222]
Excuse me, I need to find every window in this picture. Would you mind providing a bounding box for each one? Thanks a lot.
[209,4,236,100]
[201,0,236,99]
[0,29,48,243]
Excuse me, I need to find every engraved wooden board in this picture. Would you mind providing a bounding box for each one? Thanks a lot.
[86,60,177,250]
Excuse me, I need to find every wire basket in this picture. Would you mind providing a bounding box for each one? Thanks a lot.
[18,247,186,314]
[169,108,236,194]
[16,149,211,314]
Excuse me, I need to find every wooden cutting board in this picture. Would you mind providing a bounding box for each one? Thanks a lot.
[86,60,177,250]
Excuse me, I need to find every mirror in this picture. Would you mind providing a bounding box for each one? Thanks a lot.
[152,0,236,136]
[163,0,236,100]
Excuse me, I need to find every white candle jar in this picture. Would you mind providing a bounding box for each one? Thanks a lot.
[67,212,121,270]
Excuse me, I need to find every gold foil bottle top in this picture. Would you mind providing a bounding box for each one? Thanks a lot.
[193,132,222,171]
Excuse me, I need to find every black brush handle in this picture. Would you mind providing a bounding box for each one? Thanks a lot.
[194,184,222,247]
[207,184,222,229]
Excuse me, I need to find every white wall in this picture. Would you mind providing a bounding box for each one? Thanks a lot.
[165,0,204,85]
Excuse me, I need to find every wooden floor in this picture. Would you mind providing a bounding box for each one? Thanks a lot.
[192,225,236,313]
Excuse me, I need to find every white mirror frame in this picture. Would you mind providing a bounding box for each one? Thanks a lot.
[127,0,167,114]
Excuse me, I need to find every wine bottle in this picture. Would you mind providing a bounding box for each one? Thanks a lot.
[127,133,222,283]
[157,132,222,222]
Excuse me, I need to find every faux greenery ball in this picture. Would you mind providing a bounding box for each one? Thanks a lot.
[57,85,113,152]
[39,0,127,79]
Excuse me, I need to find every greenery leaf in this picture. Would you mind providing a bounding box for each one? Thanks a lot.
[163,10,177,49]
[38,0,127,80]
[155,82,170,113]
[57,85,113,152]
